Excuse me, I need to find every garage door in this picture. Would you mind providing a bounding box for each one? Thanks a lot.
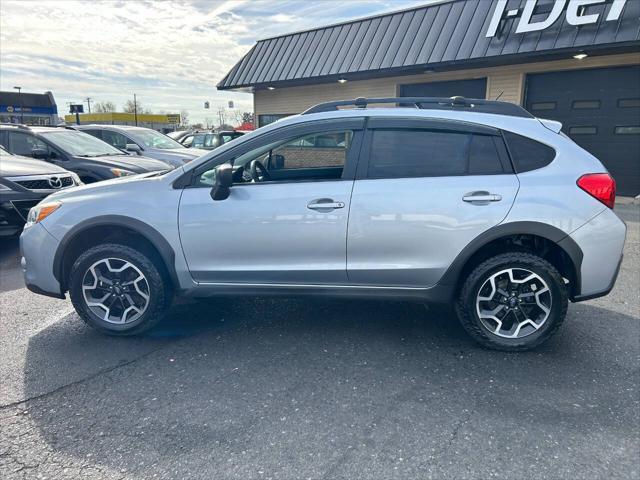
[400,78,487,100]
[525,66,640,196]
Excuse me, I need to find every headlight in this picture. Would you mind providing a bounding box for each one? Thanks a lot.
[70,172,83,185]
[25,201,61,228]
[0,183,12,191]
[110,168,135,177]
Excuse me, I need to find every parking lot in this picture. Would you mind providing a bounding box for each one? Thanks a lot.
[0,203,638,480]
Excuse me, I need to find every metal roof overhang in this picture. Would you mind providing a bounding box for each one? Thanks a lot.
[217,0,640,92]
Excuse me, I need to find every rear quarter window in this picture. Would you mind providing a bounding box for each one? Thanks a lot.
[502,131,555,173]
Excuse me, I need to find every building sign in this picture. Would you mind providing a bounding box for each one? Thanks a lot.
[486,0,627,38]
[166,114,181,124]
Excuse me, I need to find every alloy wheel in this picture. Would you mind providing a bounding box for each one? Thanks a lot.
[81,258,150,324]
[475,267,552,339]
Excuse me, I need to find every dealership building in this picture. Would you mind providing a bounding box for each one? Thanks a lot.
[218,0,640,195]
[0,90,59,126]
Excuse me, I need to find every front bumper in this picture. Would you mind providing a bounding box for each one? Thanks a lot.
[0,192,47,236]
[20,222,65,299]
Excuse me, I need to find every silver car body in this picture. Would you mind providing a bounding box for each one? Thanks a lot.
[74,125,209,167]
[21,107,626,303]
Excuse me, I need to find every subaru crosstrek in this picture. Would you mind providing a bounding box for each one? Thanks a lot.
[20,97,626,351]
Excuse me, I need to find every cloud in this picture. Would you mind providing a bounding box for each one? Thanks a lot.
[0,0,430,125]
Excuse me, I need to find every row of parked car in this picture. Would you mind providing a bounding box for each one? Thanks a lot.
[0,123,245,236]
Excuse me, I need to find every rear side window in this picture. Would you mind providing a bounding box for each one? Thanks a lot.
[468,135,508,175]
[502,131,555,173]
[367,129,507,179]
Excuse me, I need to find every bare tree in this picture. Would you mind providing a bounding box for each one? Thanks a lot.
[94,101,116,113]
[241,112,255,124]
[216,107,227,128]
[123,99,151,114]
[180,109,190,127]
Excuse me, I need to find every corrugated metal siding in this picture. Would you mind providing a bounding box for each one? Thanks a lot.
[219,0,640,90]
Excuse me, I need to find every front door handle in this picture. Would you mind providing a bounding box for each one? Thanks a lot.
[307,198,345,211]
[462,191,502,203]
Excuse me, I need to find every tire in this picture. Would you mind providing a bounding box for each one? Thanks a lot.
[69,243,169,335]
[455,252,568,351]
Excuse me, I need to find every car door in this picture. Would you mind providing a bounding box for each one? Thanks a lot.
[347,117,519,287]
[178,118,364,285]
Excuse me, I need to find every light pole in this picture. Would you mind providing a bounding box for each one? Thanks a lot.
[85,97,92,114]
[13,86,23,124]
[133,93,138,126]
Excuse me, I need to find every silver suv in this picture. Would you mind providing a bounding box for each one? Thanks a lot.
[20,97,626,351]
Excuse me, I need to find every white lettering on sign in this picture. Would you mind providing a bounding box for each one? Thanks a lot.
[486,0,627,38]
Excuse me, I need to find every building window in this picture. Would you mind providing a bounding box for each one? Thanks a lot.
[614,126,640,135]
[572,100,600,109]
[530,102,556,111]
[618,98,640,108]
[258,114,293,127]
[569,126,598,135]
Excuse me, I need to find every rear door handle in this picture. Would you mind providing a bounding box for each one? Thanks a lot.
[307,198,345,211]
[462,191,502,203]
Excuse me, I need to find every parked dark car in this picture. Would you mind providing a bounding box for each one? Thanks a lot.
[0,124,173,183]
[174,130,245,150]
[0,146,81,236]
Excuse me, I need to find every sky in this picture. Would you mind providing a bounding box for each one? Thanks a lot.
[0,0,436,126]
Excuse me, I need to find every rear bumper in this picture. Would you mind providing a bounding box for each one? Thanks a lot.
[571,253,623,302]
[20,223,65,298]
[568,208,626,301]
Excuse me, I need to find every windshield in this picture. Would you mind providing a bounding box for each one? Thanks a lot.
[166,130,187,139]
[221,132,244,144]
[129,128,185,150]
[41,130,125,157]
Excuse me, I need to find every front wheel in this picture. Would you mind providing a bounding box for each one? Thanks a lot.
[69,243,169,335]
[456,253,568,351]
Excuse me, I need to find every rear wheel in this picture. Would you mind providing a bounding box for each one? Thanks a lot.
[456,253,568,351]
[69,243,169,335]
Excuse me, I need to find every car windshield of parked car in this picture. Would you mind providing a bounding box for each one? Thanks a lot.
[41,130,125,157]
[221,132,244,144]
[129,128,185,149]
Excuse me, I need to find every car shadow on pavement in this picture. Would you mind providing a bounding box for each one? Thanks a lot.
[19,298,640,479]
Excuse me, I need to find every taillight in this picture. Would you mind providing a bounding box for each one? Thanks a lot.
[577,173,616,209]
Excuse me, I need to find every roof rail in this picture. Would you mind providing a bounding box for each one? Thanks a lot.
[302,96,534,118]
[0,123,31,130]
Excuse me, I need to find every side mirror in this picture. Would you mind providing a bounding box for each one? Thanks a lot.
[210,163,233,201]
[126,143,142,155]
[31,148,48,160]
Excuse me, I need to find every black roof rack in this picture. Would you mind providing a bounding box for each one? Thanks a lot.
[302,96,534,118]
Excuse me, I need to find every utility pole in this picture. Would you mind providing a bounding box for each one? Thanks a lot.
[85,97,92,114]
[13,86,23,124]
[133,93,138,126]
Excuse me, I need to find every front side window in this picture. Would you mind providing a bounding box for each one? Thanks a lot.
[102,130,132,149]
[196,129,354,186]
[367,129,506,179]
[40,130,125,157]
[7,132,47,156]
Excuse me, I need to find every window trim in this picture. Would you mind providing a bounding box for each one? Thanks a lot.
[179,118,366,189]
[357,117,511,181]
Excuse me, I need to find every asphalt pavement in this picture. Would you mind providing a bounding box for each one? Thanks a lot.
[0,204,638,480]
